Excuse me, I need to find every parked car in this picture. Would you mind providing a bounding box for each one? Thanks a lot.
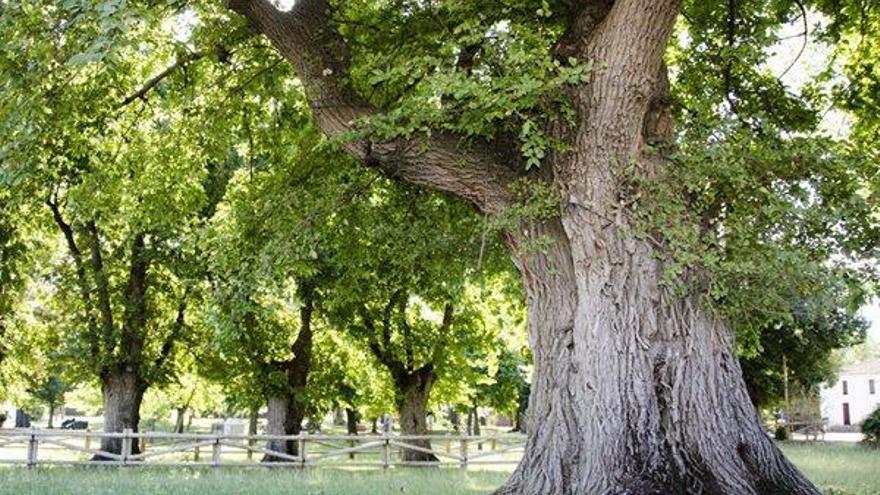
[61,418,88,430]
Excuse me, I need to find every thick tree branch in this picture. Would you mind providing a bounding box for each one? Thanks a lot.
[226,0,517,214]
[122,233,149,365]
[398,298,414,373]
[360,307,386,360]
[381,289,404,342]
[287,282,314,390]
[554,0,681,195]
[430,303,454,364]
[46,197,100,359]
[85,221,117,356]
[150,296,187,379]
[360,305,407,379]
[583,0,681,104]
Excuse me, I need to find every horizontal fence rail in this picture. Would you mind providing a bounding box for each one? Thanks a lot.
[0,428,525,470]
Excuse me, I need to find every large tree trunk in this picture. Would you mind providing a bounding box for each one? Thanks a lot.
[95,370,146,460]
[498,248,821,494]
[494,222,820,493]
[494,1,821,490]
[394,369,438,463]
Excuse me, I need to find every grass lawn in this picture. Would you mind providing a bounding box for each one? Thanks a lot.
[780,442,880,495]
[0,442,875,495]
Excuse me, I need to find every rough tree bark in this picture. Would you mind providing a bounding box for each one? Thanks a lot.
[96,370,147,459]
[264,284,314,461]
[393,366,439,463]
[226,0,821,492]
[264,394,305,459]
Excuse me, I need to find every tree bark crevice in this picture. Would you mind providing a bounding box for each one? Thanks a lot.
[393,367,439,463]
[94,369,147,459]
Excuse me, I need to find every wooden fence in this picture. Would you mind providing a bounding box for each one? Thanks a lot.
[0,428,525,469]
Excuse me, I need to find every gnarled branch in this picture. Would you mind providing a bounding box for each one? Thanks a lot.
[225,0,517,214]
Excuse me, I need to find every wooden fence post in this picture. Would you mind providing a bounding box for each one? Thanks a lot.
[122,429,133,464]
[381,432,390,470]
[460,437,468,471]
[212,435,221,467]
[299,432,308,467]
[141,435,147,454]
[84,431,91,451]
[26,428,38,469]
[194,445,200,462]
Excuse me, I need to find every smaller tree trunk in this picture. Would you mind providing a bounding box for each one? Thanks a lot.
[333,407,346,426]
[47,403,56,429]
[395,369,438,463]
[345,408,359,435]
[263,395,305,461]
[95,370,146,460]
[263,283,314,462]
[346,408,359,459]
[370,417,378,434]
[248,405,259,460]
[470,402,482,450]
[511,383,529,434]
[174,407,187,434]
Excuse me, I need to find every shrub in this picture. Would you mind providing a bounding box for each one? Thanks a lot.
[862,405,880,447]
[774,425,789,441]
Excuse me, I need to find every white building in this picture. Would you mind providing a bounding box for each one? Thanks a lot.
[820,359,880,428]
